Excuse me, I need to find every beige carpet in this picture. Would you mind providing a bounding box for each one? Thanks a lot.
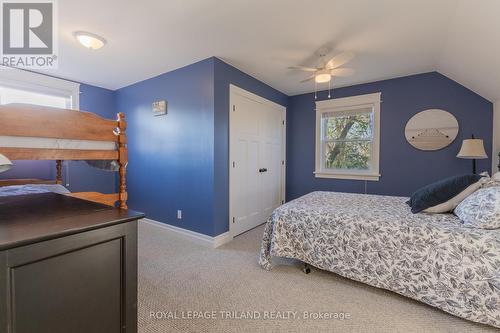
[138,221,497,333]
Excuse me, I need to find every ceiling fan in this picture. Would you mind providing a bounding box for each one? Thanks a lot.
[288,50,355,98]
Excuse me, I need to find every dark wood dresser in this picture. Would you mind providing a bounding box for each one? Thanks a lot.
[0,193,144,333]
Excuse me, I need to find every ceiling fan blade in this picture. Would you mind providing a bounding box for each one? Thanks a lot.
[330,68,355,77]
[300,75,315,83]
[288,66,317,72]
[326,52,355,69]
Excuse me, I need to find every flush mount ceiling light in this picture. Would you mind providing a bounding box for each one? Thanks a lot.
[74,31,106,50]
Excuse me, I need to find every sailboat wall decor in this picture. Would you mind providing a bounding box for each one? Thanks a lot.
[405,109,459,151]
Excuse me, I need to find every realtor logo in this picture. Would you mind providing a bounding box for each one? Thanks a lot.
[0,0,58,68]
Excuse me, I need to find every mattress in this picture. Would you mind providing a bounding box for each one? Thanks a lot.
[0,184,70,197]
[259,191,500,328]
[0,136,116,150]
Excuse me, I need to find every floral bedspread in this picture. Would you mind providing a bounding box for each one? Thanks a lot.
[259,191,500,327]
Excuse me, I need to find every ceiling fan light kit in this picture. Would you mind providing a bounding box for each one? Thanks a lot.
[315,73,331,83]
[288,51,355,100]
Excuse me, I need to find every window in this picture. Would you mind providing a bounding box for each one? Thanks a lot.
[0,67,79,109]
[315,92,381,181]
[0,86,69,108]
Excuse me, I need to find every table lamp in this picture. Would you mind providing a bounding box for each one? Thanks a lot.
[0,153,12,173]
[457,135,487,174]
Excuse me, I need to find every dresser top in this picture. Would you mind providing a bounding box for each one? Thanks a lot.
[0,193,144,250]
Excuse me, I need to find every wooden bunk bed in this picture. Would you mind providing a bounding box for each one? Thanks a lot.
[0,104,128,208]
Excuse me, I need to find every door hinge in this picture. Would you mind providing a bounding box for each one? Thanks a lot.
[232,217,235,223]
[281,160,284,165]
[232,161,235,168]
[282,120,285,125]
[232,105,236,111]
[281,200,284,204]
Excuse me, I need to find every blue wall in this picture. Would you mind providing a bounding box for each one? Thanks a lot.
[0,83,117,194]
[286,72,493,200]
[115,57,287,236]
[213,58,288,235]
[115,58,216,235]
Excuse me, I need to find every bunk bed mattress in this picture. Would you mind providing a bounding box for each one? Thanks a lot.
[259,191,500,328]
[0,136,116,150]
[0,184,70,197]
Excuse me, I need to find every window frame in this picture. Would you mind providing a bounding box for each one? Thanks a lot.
[0,66,80,109]
[315,92,381,181]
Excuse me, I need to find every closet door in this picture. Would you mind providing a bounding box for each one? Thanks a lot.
[230,86,285,237]
[260,104,283,219]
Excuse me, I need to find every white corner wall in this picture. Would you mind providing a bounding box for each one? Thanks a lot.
[493,101,500,173]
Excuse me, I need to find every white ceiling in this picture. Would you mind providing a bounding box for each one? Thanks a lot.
[41,0,500,101]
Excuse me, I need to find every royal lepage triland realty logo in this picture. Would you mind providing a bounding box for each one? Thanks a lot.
[1,0,57,68]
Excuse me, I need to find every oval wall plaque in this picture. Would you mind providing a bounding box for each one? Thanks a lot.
[405,109,459,151]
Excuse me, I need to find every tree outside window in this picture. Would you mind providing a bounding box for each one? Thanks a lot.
[315,93,381,181]
[322,109,373,170]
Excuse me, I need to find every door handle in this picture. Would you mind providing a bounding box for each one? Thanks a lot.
[258,168,268,173]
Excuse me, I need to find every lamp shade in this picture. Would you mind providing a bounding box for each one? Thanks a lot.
[0,153,12,173]
[457,139,488,159]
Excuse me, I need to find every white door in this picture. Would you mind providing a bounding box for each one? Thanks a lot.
[230,85,285,237]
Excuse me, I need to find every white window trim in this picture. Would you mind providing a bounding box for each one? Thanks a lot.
[314,92,381,181]
[0,66,80,109]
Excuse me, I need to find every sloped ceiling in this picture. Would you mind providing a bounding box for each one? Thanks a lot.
[438,0,500,102]
[40,0,499,101]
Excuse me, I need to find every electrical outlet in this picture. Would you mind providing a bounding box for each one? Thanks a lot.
[177,210,182,219]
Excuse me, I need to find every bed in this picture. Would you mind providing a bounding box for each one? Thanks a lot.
[0,103,128,208]
[259,191,500,328]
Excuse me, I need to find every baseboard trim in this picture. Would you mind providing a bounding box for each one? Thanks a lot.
[141,218,232,248]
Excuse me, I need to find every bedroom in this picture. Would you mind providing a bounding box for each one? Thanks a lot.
[0,0,499,332]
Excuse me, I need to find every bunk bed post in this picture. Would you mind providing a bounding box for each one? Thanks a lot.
[56,160,62,184]
[118,112,128,209]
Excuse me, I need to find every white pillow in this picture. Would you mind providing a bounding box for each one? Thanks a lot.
[454,187,500,229]
[423,177,487,213]
[481,173,500,189]
[493,172,500,181]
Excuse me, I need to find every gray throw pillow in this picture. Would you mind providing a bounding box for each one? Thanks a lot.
[454,186,500,229]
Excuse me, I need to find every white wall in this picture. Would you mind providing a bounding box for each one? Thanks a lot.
[493,101,500,173]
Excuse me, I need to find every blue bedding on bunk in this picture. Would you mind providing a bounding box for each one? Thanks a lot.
[0,184,70,197]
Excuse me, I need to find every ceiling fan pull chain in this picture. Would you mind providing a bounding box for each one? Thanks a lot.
[314,81,317,100]
[328,79,331,99]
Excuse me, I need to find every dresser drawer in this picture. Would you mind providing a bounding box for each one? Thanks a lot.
[0,219,137,333]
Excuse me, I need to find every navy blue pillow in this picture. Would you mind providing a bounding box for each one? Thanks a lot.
[406,174,482,214]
